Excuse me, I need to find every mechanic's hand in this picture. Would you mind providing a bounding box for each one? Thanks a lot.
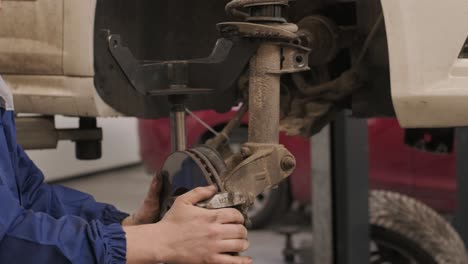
[122,173,163,226]
[124,186,252,264]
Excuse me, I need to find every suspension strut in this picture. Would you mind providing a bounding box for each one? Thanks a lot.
[208,0,310,210]
[100,0,311,227]
[133,0,309,221]
[158,0,311,221]
[221,0,306,145]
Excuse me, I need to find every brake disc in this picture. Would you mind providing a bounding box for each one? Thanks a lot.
[159,145,229,218]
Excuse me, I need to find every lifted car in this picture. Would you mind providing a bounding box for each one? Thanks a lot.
[1,0,468,262]
[0,0,467,127]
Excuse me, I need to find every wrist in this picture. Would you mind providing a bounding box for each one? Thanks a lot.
[150,222,174,263]
[123,223,173,264]
[121,215,133,226]
[124,225,159,264]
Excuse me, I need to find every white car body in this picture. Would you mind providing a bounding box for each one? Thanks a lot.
[0,0,140,179]
[0,0,117,117]
[381,0,468,128]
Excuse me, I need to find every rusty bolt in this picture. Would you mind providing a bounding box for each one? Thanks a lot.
[240,147,252,158]
[281,156,296,171]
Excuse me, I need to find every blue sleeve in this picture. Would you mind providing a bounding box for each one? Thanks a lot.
[16,146,129,225]
[0,181,127,264]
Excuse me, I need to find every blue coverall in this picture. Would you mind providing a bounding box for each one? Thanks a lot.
[0,76,129,264]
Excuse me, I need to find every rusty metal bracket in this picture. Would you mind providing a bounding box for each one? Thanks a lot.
[197,192,249,209]
[217,22,298,40]
[222,143,296,202]
[270,43,311,74]
[104,31,260,96]
[16,116,102,151]
[190,143,296,214]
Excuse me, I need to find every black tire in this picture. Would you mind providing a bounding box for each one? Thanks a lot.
[248,181,290,229]
[370,190,468,264]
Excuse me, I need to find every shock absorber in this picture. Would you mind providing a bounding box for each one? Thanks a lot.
[214,0,310,207]
[158,0,311,222]
[225,0,297,145]
[169,95,187,152]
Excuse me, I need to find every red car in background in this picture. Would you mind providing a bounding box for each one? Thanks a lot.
[138,110,456,228]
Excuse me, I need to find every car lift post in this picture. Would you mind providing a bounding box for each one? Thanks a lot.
[312,111,370,264]
[311,125,334,263]
[454,127,468,245]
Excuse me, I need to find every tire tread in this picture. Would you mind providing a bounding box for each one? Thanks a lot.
[370,190,468,264]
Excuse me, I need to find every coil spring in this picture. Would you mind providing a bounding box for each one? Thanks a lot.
[226,0,289,19]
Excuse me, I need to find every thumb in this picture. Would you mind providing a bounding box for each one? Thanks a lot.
[145,173,163,202]
[179,186,217,205]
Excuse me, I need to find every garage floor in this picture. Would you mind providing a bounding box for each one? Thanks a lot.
[59,165,312,264]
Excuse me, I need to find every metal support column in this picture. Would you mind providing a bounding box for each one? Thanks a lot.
[169,96,187,152]
[311,111,370,264]
[312,125,334,264]
[331,112,370,264]
[453,127,468,245]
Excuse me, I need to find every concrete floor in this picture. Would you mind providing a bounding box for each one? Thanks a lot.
[60,165,311,264]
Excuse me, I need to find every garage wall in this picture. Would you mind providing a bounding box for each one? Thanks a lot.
[27,116,141,182]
